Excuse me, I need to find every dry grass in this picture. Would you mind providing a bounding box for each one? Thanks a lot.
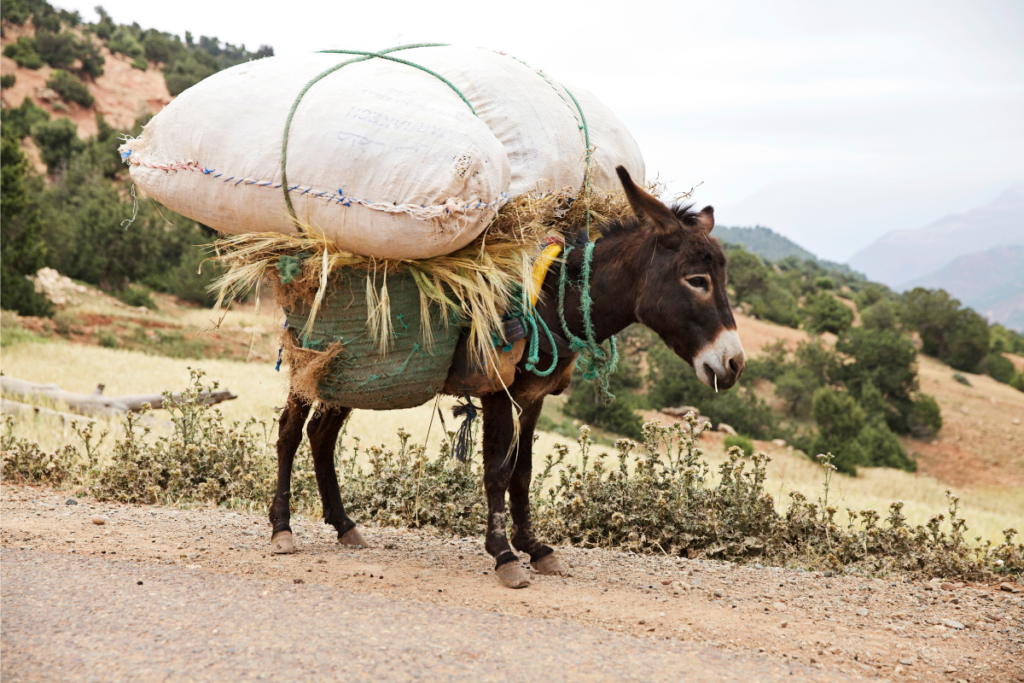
[3,339,1021,544]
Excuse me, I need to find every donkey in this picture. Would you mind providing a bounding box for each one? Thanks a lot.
[268,166,746,588]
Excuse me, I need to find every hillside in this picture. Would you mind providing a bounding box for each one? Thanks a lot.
[904,245,1024,331]
[847,184,1024,288]
[715,226,817,262]
[0,19,171,148]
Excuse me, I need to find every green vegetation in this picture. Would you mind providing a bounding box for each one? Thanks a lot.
[45,69,93,107]
[4,378,1021,581]
[0,3,275,314]
[0,74,15,89]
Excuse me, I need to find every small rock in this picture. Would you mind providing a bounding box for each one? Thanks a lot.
[661,579,673,585]
[65,499,78,506]
[1000,582,1022,593]
[773,602,788,612]
[717,422,738,436]
[944,666,957,673]
[942,619,964,630]
[856,608,869,617]
[899,658,914,666]
[91,515,107,525]
[293,578,304,584]
[771,438,787,447]
[940,582,964,591]
[894,665,904,675]
[779,621,788,628]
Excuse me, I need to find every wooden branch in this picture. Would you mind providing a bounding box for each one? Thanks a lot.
[0,377,237,417]
[1,398,97,424]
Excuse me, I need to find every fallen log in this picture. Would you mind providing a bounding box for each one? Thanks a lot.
[1,398,97,424]
[0,377,237,416]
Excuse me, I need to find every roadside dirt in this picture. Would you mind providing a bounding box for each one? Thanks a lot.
[3,484,1021,682]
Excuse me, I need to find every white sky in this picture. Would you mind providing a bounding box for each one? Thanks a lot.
[62,0,1024,262]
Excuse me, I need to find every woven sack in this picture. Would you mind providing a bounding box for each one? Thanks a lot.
[281,269,461,410]
[121,45,644,260]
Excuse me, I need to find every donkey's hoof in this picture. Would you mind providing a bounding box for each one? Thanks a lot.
[271,530,295,554]
[495,562,531,589]
[338,527,369,549]
[532,552,568,576]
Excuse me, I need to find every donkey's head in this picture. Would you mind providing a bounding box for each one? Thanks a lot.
[614,166,745,390]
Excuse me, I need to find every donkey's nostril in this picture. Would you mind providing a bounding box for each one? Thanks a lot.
[728,358,740,376]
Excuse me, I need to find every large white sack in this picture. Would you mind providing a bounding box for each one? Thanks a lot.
[121,45,644,259]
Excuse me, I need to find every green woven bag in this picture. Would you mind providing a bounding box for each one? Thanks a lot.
[282,269,461,410]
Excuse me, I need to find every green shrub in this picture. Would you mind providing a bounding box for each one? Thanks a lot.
[131,57,148,70]
[814,276,835,290]
[803,292,854,335]
[162,50,217,96]
[1010,372,1024,393]
[860,298,898,331]
[0,74,15,89]
[34,30,84,70]
[834,328,919,433]
[106,25,144,59]
[908,393,942,437]
[564,354,644,440]
[901,288,990,371]
[30,116,85,172]
[97,329,119,348]
[3,98,50,140]
[723,434,755,455]
[811,386,866,474]
[45,69,94,107]
[984,352,1016,384]
[3,37,43,69]
[1,122,53,317]
[114,284,157,309]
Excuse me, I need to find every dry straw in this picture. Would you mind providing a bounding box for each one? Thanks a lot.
[207,188,658,363]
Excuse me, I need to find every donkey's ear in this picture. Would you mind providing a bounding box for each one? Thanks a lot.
[694,206,714,236]
[616,166,678,236]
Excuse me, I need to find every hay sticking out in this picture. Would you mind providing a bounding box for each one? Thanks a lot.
[208,187,663,364]
[280,331,344,407]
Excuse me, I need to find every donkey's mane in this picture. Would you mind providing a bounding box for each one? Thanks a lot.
[597,203,704,238]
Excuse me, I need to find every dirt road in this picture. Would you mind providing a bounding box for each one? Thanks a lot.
[2,485,1022,682]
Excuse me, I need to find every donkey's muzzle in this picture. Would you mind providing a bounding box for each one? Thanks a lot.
[694,329,746,391]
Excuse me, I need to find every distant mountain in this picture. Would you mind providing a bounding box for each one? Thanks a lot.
[903,245,1024,331]
[847,185,1024,288]
[717,225,863,277]
[716,226,817,262]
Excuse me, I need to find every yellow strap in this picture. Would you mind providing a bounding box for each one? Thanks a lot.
[530,243,563,307]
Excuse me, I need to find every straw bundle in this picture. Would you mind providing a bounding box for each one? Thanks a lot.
[207,187,661,365]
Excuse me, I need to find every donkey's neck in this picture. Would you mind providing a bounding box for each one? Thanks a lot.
[557,235,641,343]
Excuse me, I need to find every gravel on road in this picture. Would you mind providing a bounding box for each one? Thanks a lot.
[2,548,839,683]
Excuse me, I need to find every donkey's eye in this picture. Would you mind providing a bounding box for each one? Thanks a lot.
[686,276,709,290]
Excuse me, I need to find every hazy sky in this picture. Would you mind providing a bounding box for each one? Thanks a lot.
[62,0,1024,262]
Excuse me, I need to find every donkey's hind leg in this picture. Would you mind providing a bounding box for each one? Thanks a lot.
[269,393,311,554]
[306,406,366,547]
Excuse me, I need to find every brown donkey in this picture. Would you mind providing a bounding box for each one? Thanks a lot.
[268,167,746,588]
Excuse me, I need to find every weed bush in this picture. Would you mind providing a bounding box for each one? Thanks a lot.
[45,69,94,107]
[723,434,755,455]
[1,74,16,89]
[3,36,43,69]
[2,376,1021,581]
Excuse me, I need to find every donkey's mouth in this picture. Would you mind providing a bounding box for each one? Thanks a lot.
[693,329,746,391]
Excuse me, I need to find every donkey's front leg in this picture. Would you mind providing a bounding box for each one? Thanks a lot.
[306,406,367,548]
[481,391,529,588]
[508,398,567,576]
[269,393,311,554]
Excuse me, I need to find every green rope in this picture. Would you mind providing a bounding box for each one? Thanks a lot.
[523,306,559,377]
[556,240,619,403]
[280,43,473,227]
